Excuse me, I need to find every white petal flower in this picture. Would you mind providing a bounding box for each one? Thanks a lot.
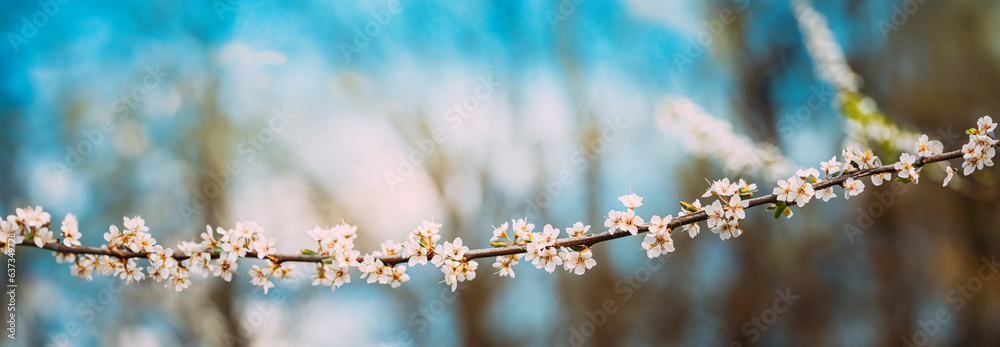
[773,179,792,202]
[648,215,672,234]
[894,153,920,184]
[820,157,841,177]
[604,210,622,233]
[16,206,50,230]
[705,200,726,229]
[490,222,510,242]
[121,259,145,284]
[60,214,81,247]
[843,177,865,199]
[441,262,459,292]
[378,240,402,256]
[870,172,891,186]
[641,232,675,258]
[796,167,820,180]
[617,209,643,235]
[511,218,534,240]
[716,219,742,240]
[493,254,519,278]
[561,249,597,275]
[389,266,410,288]
[123,216,149,233]
[253,238,276,259]
[565,222,590,237]
[978,115,996,137]
[677,200,702,238]
[532,247,562,273]
[814,187,837,202]
[703,178,737,197]
[618,193,643,209]
[329,264,351,289]
[736,179,757,193]
[727,195,749,219]
[249,265,274,294]
[169,268,191,292]
[70,261,94,281]
[213,258,238,282]
[538,224,560,246]
[33,227,56,248]
[793,179,815,207]
[915,134,943,157]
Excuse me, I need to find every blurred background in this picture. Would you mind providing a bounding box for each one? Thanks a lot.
[2,0,1000,346]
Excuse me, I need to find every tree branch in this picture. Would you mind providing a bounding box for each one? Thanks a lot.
[16,143,987,266]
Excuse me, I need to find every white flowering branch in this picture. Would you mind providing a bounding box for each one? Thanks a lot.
[2,117,997,294]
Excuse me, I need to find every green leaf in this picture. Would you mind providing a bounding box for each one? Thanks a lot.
[765,204,776,211]
[418,237,428,248]
[321,257,334,264]
[569,245,587,252]
[894,177,912,184]
[490,240,511,248]
[24,234,34,241]
[300,249,318,255]
[967,128,978,135]
[851,161,860,169]
[213,246,223,253]
[807,175,818,184]
[773,201,787,219]
[679,201,699,212]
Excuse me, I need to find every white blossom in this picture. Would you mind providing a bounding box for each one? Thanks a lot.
[33,227,56,248]
[978,115,996,137]
[490,222,510,242]
[641,232,675,258]
[870,172,892,186]
[120,259,145,284]
[389,266,410,288]
[532,247,562,273]
[565,222,590,237]
[561,249,597,275]
[727,195,749,219]
[677,199,702,238]
[716,219,743,241]
[915,134,943,157]
[169,268,191,292]
[705,200,726,229]
[511,218,534,240]
[820,157,841,177]
[648,215,672,235]
[16,206,50,230]
[431,237,468,267]
[703,178,738,198]
[493,254,519,278]
[249,265,275,294]
[60,214,81,247]
[843,177,865,199]
[894,153,920,184]
[815,187,837,202]
[214,258,238,282]
[618,193,643,209]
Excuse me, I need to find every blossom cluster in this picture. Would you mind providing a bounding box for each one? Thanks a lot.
[489,218,596,282]
[700,178,755,240]
[961,116,997,176]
